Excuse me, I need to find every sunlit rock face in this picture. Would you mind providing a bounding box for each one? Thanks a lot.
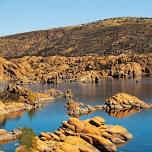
[111,62,142,78]
[0,128,21,144]
[0,84,64,116]
[106,93,152,110]
[15,116,133,152]
[0,18,152,83]
[66,98,106,117]
[0,54,152,83]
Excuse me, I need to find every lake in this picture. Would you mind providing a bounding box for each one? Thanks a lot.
[0,78,152,152]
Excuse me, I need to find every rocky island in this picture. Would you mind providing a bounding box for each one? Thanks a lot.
[66,92,152,117]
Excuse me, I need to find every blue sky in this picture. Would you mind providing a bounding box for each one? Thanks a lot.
[0,0,151,36]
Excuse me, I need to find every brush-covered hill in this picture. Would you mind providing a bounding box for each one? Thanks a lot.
[0,17,152,58]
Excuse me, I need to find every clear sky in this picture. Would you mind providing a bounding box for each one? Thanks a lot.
[0,0,151,36]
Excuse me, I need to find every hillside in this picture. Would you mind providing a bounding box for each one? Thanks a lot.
[0,17,152,58]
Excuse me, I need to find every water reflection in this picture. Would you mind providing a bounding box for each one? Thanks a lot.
[28,109,38,121]
[107,108,141,119]
[54,78,152,103]
[0,111,24,128]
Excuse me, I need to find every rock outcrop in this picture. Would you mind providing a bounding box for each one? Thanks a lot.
[0,101,32,115]
[1,84,54,103]
[66,99,105,117]
[111,62,142,78]
[106,93,152,110]
[0,17,152,83]
[15,116,133,152]
[0,84,64,115]
[0,128,22,144]
[64,89,73,99]
[66,93,152,117]
[0,53,152,83]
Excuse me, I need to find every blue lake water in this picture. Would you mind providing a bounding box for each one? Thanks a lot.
[0,78,152,152]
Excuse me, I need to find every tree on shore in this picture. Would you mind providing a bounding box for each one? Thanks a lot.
[18,127,36,152]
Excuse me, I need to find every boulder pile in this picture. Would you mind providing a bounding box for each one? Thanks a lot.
[106,93,152,110]
[1,84,64,103]
[0,53,152,83]
[0,128,22,144]
[0,84,65,115]
[0,101,32,115]
[111,62,142,78]
[16,116,133,152]
[66,99,105,117]
[66,93,152,117]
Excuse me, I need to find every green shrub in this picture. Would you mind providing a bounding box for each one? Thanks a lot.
[19,127,36,150]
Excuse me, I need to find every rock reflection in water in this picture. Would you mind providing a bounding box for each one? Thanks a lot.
[0,111,24,128]
[107,108,141,119]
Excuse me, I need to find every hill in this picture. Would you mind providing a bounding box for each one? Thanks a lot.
[0,17,152,58]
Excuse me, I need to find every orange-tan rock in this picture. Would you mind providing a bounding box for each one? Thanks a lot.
[66,99,105,117]
[0,53,152,83]
[111,62,142,78]
[0,84,64,115]
[66,93,152,118]
[106,93,152,110]
[15,116,133,152]
[0,128,21,144]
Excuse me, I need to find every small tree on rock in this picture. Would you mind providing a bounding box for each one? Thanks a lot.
[19,127,36,151]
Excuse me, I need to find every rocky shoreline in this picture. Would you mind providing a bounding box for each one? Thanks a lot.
[0,84,66,116]
[0,129,22,145]
[0,53,152,84]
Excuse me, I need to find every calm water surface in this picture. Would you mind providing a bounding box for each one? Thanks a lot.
[0,78,152,152]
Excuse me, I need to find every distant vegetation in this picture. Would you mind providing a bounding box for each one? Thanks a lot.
[0,17,152,58]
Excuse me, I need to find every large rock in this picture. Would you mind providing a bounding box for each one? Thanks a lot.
[6,84,30,96]
[16,116,133,152]
[106,93,151,110]
[0,128,22,144]
[0,129,7,135]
